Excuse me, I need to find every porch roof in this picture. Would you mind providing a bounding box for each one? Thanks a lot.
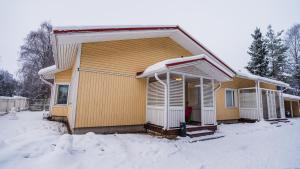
[38,65,64,79]
[283,93,300,101]
[236,69,290,88]
[136,54,233,82]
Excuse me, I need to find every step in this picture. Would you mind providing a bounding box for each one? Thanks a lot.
[186,125,217,132]
[187,130,215,138]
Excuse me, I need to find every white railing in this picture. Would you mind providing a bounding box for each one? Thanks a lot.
[146,105,165,126]
[240,108,259,120]
[168,106,184,128]
[202,107,215,125]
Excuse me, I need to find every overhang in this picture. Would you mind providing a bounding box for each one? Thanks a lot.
[137,54,233,82]
[283,93,300,101]
[38,65,64,79]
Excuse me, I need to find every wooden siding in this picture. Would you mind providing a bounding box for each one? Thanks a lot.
[52,106,68,116]
[216,77,278,120]
[51,69,73,116]
[54,69,72,83]
[75,37,191,128]
[292,101,300,117]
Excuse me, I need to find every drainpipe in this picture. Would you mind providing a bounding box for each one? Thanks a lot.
[154,73,168,130]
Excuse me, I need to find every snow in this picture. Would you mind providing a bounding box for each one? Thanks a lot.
[139,54,206,77]
[53,25,178,32]
[1,111,300,169]
[236,68,290,87]
[37,65,57,75]
[283,93,300,100]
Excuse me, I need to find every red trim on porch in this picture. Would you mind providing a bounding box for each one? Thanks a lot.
[166,58,233,79]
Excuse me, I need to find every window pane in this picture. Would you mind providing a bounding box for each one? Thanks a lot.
[57,85,69,104]
[226,90,233,107]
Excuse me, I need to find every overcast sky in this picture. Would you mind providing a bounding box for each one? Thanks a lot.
[0,0,299,76]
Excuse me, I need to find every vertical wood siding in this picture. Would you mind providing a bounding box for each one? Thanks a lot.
[75,37,191,128]
[52,69,73,116]
[54,69,72,83]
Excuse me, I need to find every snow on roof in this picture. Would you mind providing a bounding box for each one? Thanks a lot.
[138,55,206,77]
[236,69,290,87]
[38,65,57,75]
[53,25,177,32]
[38,65,65,79]
[283,93,300,101]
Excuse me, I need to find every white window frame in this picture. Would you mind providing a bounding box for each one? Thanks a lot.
[225,88,237,108]
[54,83,70,106]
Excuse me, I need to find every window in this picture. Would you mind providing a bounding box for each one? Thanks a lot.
[56,85,69,105]
[225,89,236,108]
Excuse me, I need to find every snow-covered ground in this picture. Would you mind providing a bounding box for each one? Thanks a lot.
[0,111,300,169]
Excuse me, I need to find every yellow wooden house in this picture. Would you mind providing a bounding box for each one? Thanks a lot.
[38,25,298,135]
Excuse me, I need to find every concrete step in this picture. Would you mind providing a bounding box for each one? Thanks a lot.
[186,125,217,132]
[187,130,215,138]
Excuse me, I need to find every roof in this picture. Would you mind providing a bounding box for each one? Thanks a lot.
[283,93,300,101]
[137,54,233,82]
[50,25,235,78]
[236,69,290,88]
[38,65,64,79]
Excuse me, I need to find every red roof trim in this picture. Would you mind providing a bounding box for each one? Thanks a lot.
[53,26,235,74]
[166,58,233,79]
[176,27,236,74]
[53,26,178,34]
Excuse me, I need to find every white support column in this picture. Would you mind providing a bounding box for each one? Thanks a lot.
[166,72,170,129]
[290,101,294,118]
[255,81,260,120]
[182,75,186,123]
[200,77,204,126]
[212,79,216,125]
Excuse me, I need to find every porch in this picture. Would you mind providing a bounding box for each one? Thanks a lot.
[239,87,285,121]
[137,54,234,136]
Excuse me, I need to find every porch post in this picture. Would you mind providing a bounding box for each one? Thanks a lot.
[182,75,185,122]
[256,81,263,120]
[212,79,216,125]
[200,77,204,126]
[255,81,259,120]
[166,72,170,129]
[290,101,294,117]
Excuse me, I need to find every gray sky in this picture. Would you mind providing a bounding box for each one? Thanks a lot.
[0,0,299,76]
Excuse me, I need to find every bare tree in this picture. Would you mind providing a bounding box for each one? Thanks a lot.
[18,22,54,99]
[285,24,300,90]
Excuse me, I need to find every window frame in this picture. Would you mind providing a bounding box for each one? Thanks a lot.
[54,83,70,106]
[225,88,237,108]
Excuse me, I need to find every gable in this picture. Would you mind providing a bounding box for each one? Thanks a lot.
[80,37,192,74]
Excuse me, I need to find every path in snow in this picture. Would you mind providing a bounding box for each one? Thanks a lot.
[0,111,300,169]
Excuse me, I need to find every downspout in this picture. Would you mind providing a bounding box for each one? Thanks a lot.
[154,73,168,130]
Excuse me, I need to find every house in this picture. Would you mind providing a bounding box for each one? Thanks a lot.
[216,70,290,123]
[283,93,300,117]
[38,25,298,136]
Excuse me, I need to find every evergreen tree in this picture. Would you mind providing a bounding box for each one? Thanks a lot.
[265,25,288,82]
[246,28,269,76]
[0,69,17,96]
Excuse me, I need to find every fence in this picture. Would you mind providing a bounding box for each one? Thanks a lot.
[28,99,50,111]
[0,96,29,113]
